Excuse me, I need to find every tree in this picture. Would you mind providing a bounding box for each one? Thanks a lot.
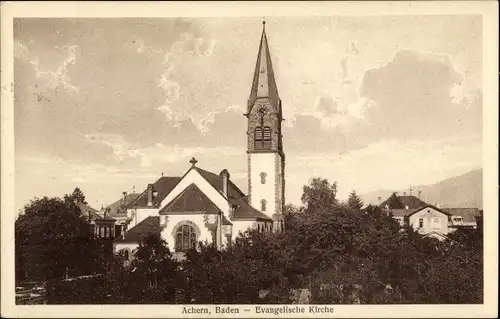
[130,233,179,302]
[301,177,338,211]
[68,187,87,204]
[15,196,94,282]
[347,190,364,212]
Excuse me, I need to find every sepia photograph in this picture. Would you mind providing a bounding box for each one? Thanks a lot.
[1,1,498,318]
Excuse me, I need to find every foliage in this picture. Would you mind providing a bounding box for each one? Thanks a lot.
[347,190,364,212]
[16,188,113,284]
[301,177,338,211]
[40,178,483,305]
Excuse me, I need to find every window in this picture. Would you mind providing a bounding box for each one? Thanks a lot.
[263,127,272,149]
[115,225,122,238]
[260,172,267,184]
[254,127,263,149]
[418,218,424,228]
[261,199,267,212]
[124,250,130,261]
[100,227,105,238]
[175,225,198,252]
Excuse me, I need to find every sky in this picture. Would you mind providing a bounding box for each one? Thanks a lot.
[13,16,483,212]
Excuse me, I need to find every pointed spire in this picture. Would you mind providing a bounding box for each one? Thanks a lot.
[248,20,280,112]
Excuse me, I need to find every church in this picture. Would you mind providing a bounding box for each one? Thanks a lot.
[111,22,286,259]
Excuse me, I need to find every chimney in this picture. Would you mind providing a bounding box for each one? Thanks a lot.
[147,184,154,206]
[220,169,230,198]
[403,192,407,196]
[122,191,127,205]
[377,196,382,202]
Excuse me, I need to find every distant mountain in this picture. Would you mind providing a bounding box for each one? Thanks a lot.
[361,169,483,209]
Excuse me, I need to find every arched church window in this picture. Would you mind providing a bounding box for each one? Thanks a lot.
[263,127,272,149]
[261,199,267,212]
[175,224,198,252]
[254,127,263,150]
[260,172,267,184]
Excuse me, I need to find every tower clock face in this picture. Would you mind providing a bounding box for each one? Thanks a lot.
[258,106,268,117]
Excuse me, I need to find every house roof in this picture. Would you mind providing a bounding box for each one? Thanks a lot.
[380,194,428,210]
[95,215,116,222]
[423,231,449,241]
[129,176,182,208]
[222,215,233,226]
[389,208,417,217]
[194,167,246,199]
[389,205,452,218]
[230,196,272,221]
[441,207,481,223]
[77,202,102,220]
[114,216,161,243]
[160,183,220,214]
[106,193,141,216]
[408,204,452,217]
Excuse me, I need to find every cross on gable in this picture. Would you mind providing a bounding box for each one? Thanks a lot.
[189,157,198,166]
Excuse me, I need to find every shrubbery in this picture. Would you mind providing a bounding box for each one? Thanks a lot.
[21,181,484,304]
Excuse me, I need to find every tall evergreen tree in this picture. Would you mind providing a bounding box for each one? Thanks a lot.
[347,190,364,211]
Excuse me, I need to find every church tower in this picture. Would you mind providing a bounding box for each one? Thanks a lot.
[245,21,285,231]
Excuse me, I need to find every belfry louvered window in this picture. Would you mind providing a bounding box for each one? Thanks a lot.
[263,127,272,149]
[254,127,263,150]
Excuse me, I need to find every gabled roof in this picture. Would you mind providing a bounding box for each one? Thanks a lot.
[389,205,452,218]
[114,216,161,243]
[160,183,220,214]
[441,207,480,223]
[407,204,452,217]
[423,231,449,241]
[230,196,272,221]
[248,22,280,113]
[129,176,181,208]
[222,215,233,226]
[194,166,272,221]
[194,167,246,200]
[380,194,428,210]
[77,202,102,220]
[105,193,141,216]
[389,208,417,217]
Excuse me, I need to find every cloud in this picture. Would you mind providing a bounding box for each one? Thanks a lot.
[15,39,79,93]
[136,33,218,131]
[360,49,481,141]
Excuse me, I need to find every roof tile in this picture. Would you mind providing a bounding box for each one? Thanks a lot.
[114,216,161,243]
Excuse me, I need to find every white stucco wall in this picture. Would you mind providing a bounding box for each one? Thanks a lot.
[161,214,213,252]
[126,208,159,229]
[231,220,255,241]
[409,207,449,235]
[249,153,282,220]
